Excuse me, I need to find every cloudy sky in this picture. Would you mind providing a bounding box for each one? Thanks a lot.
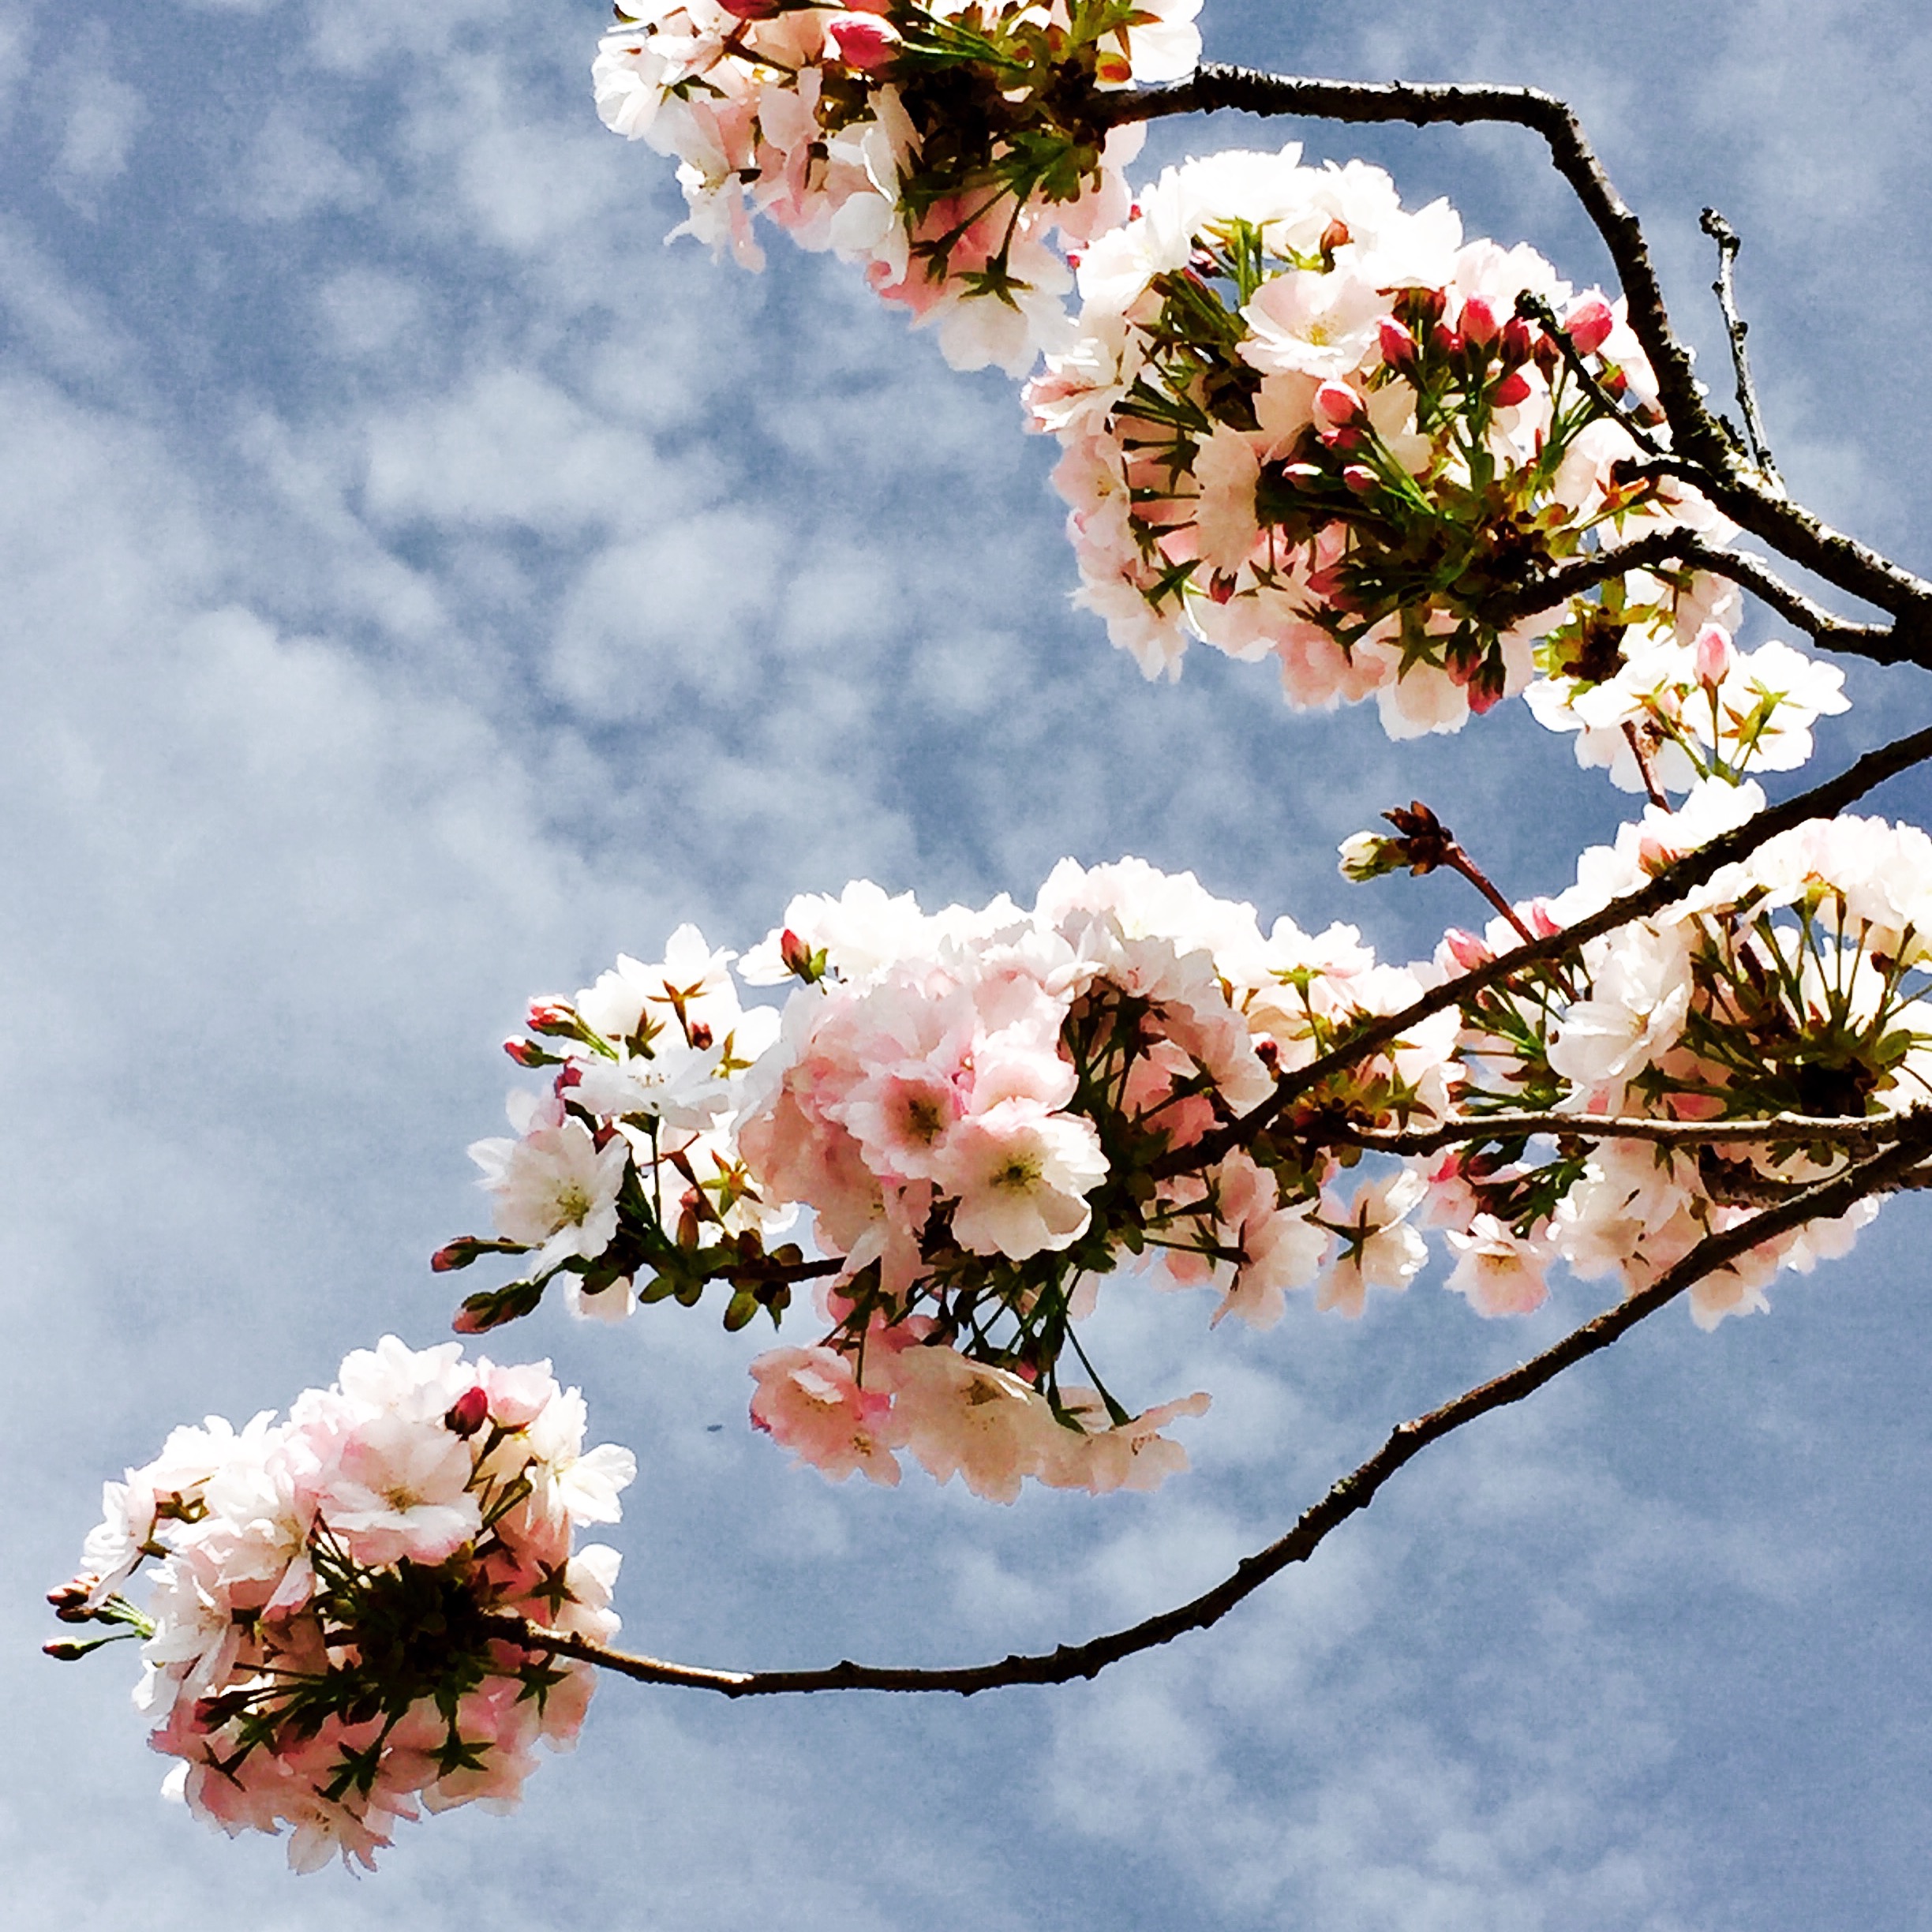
[8,1,1932,1925]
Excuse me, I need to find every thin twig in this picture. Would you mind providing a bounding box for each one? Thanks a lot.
[1160,715,1932,1178]
[1620,721,1670,811]
[1337,1105,1930,1159]
[1700,207,1784,491]
[1514,291,1661,457]
[485,1131,1932,1698]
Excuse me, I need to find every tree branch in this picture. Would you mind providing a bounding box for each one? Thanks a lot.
[486,1130,1932,1698]
[1699,207,1783,491]
[1162,715,1932,1177]
[1337,1106,1930,1159]
[1106,65,1932,627]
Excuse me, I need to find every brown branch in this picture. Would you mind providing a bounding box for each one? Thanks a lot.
[1160,715,1932,1178]
[1338,1106,1930,1159]
[1699,207,1783,492]
[484,1130,1932,1698]
[1106,64,1932,628]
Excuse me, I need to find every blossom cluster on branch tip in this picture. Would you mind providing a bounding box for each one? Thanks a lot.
[1427,784,1932,1325]
[49,1339,635,1873]
[1026,144,1749,738]
[594,0,1199,373]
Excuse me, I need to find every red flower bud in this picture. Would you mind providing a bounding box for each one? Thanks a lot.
[504,1036,548,1068]
[1492,369,1532,408]
[1564,295,1615,357]
[1377,316,1418,371]
[778,928,814,978]
[1342,463,1379,496]
[1431,323,1464,359]
[1320,218,1351,256]
[1459,294,1501,346]
[527,998,576,1035]
[1500,316,1533,365]
[826,12,901,73]
[1313,379,1365,426]
[445,1386,491,1437]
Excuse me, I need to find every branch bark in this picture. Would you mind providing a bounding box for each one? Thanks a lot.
[489,1129,1932,1698]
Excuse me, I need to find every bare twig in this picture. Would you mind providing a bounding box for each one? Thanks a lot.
[1161,715,1932,1178]
[1620,721,1671,811]
[485,1132,1932,1698]
[1700,207,1784,491]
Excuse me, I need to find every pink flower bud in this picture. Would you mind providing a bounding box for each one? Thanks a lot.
[1443,927,1493,972]
[1499,316,1533,365]
[1526,899,1563,940]
[1491,369,1531,407]
[1460,294,1501,345]
[445,1386,490,1437]
[1377,316,1417,371]
[779,927,818,980]
[825,12,901,73]
[1320,218,1352,256]
[1431,323,1464,358]
[1694,623,1736,688]
[1312,380,1365,426]
[504,1036,548,1068]
[527,998,575,1035]
[1342,463,1379,496]
[1564,296,1615,357]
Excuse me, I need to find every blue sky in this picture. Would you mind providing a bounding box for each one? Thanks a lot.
[8,2,1932,1926]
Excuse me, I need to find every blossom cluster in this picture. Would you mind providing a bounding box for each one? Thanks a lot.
[594,0,1197,373]
[1423,784,1932,1325]
[448,859,1467,1497]
[48,1339,635,1872]
[1024,144,1742,736]
[1526,605,1849,795]
[447,923,794,1335]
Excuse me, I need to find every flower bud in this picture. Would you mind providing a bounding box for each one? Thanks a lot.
[1339,832,1404,882]
[1526,898,1563,940]
[1491,369,1531,408]
[444,1386,491,1437]
[1499,316,1533,366]
[1312,380,1365,427]
[1431,323,1463,359]
[1342,463,1379,496]
[717,0,784,17]
[778,928,820,982]
[1443,927,1493,972]
[1563,296,1615,357]
[527,998,577,1037]
[1319,218,1351,256]
[1694,622,1736,689]
[825,12,902,73]
[1459,294,1501,346]
[1377,316,1418,372]
[504,1036,552,1068]
[432,1237,485,1274]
